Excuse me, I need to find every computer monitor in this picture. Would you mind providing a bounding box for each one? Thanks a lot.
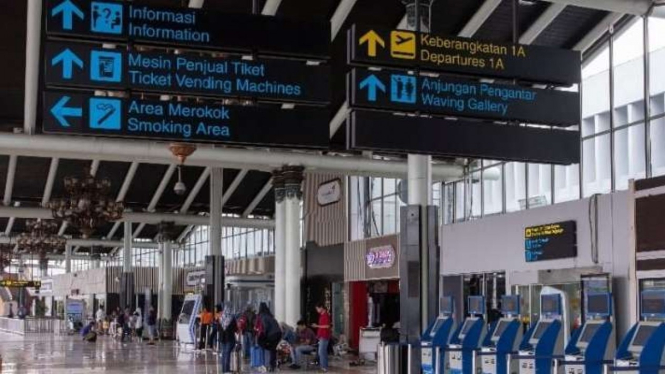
[458,319,476,339]
[501,295,520,315]
[628,323,659,353]
[541,294,562,317]
[529,320,552,345]
[491,319,512,342]
[641,290,665,318]
[468,296,485,315]
[429,318,445,338]
[586,293,612,318]
[577,321,602,348]
[440,296,454,315]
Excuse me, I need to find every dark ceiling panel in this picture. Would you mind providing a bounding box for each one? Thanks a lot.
[13,157,50,205]
[0,1,26,128]
[159,165,206,212]
[277,0,340,21]
[97,161,131,199]
[0,156,9,201]
[225,171,272,215]
[124,164,169,210]
[533,6,608,49]
[138,224,159,240]
[254,187,275,217]
[204,0,266,14]
[430,0,485,36]
[0,218,9,233]
[192,169,241,209]
[474,0,548,42]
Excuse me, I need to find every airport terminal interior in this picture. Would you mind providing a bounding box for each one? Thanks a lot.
[3,0,665,373]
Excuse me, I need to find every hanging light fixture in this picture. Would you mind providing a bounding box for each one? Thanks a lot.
[47,169,124,238]
[0,243,14,275]
[16,219,67,259]
[168,143,197,196]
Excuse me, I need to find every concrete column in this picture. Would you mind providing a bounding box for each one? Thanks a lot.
[162,241,173,321]
[408,154,432,331]
[121,221,134,310]
[24,0,41,135]
[209,168,223,307]
[157,243,164,320]
[283,166,304,326]
[65,245,72,274]
[272,170,286,322]
[123,221,132,272]
[39,257,48,278]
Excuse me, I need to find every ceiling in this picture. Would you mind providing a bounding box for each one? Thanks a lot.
[0,0,635,253]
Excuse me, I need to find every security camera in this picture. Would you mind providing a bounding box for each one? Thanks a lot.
[174,181,187,196]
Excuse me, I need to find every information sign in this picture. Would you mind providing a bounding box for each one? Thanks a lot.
[524,221,577,262]
[43,91,329,148]
[0,280,42,288]
[348,69,579,126]
[348,24,581,85]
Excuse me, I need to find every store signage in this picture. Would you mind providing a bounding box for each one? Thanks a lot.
[317,179,342,206]
[44,42,330,104]
[43,91,329,148]
[186,270,206,287]
[45,0,329,59]
[366,245,396,269]
[348,24,581,85]
[348,110,580,164]
[348,69,579,126]
[524,221,577,262]
[0,280,42,288]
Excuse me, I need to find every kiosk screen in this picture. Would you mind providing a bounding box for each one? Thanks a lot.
[440,296,453,314]
[631,325,657,348]
[641,290,665,317]
[532,321,551,340]
[459,319,475,338]
[178,300,196,324]
[491,320,512,341]
[430,319,444,338]
[501,295,520,315]
[541,294,561,316]
[468,296,485,315]
[586,293,611,317]
[579,323,601,343]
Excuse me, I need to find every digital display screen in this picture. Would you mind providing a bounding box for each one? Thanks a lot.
[532,321,551,340]
[179,300,196,324]
[468,296,484,315]
[430,319,444,338]
[502,295,520,315]
[525,221,577,262]
[641,291,665,317]
[440,296,453,314]
[631,325,657,347]
[460,320,475,336]
[492,320,511,340]
[586,293,611,316]
[541,294,561,316]
[579,323,601,343]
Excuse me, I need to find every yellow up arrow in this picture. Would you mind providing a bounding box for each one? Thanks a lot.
[359,30,385,57]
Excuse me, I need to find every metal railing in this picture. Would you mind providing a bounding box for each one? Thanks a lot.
[0,317,68,335]
[0,317,25,335]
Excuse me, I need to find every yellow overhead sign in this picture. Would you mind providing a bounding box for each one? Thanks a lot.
[0,279,41,288]
[390,30,416,59]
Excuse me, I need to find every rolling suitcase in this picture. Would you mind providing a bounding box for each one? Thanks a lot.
[229,346,243,373]
[250,345,264,368]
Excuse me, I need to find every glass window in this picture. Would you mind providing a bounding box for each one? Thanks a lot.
[528,164,552,208]
[554,164,580,203]
[583,134,612,196]
[505,162,526,212]
[483,165,503,215]
[454,181,465,221]
[614,19,645,126]
[614,123,646,190]
[582,43,610,137]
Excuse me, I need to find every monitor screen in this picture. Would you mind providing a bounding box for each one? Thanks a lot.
[586,293,611,317]
[430,319,444,338]
[579,323,601,343]
[631,325,657,347]
[468,296,485,315]
[641,291,665,317]
[460,320,475,336]
[541,294,561,316]
[501,295,520,315]
[532,321,551,340]
[440,296,453,314]
[491,320,512,340]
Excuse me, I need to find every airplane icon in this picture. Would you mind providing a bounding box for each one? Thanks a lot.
[390,30,416,59]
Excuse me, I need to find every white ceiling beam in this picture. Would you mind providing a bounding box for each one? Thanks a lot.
[133,163,180,239]
[540,0,650,16]
[188,0,204,9]
[103,161,139,240]
[0,134,464,180]
[458,0,502,38]
[3,155,17,206]
[4,202,19,236]
[41,158,59,206]
[573,12,624,52]
[180,167,211,214]
[519,3,566,44]
[3,237,162,249]
[242,179,273,218]
[331,0,357,40]
[222,169,248,207]
[261,0,282,15]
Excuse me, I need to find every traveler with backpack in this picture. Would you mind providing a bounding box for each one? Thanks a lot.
[239,304,255,358]
[218,302,237,372]
[256,302,281,372]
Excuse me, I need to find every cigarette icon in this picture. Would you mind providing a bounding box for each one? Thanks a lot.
[95,103,116,125]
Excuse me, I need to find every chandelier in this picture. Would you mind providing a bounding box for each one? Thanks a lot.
[0,243,13,274]
[47,169,124,238]
[16,219,67,259]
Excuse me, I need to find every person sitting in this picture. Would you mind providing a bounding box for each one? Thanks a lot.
[288,320,318,370]
[81,321,97,342]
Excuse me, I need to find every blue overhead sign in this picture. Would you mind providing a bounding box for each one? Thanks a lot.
[348,69,580,127]
[43,91,330,148]
[45,0,330,59]
[44,42,330,104]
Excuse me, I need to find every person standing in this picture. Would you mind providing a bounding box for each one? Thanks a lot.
[133,308,143,342]
[256,302,281,372]
[312,304,331,372]
[210,304,222,350]
[95,307,105,333]
[147,306,157,345]
[198,306,214,350]
[218,303,237,372]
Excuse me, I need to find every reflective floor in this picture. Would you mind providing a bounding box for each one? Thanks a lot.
[0,333,376,373]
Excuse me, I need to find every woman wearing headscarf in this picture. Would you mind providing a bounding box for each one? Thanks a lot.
[256,302,281,372]
[218,302,238,372]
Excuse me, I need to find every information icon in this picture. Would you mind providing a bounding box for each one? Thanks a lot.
[90,50,122,82]
[89,98,121,130]
[91,2,123,35]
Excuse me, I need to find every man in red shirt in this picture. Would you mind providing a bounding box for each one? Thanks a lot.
[312,304,331,372]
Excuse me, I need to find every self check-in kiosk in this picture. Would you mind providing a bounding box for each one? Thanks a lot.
[480,295,523,374]
[610,290,665,374]
[516,293,564,374]
[421,296,456,374]
[448,295,487,374]
[560,292,614,374]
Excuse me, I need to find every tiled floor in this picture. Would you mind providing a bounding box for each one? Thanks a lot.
[0,333,377,373]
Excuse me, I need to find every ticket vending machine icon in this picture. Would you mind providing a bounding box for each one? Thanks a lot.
[90,50,122,82]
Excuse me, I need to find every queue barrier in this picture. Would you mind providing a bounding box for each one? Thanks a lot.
[0,317,68,335]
